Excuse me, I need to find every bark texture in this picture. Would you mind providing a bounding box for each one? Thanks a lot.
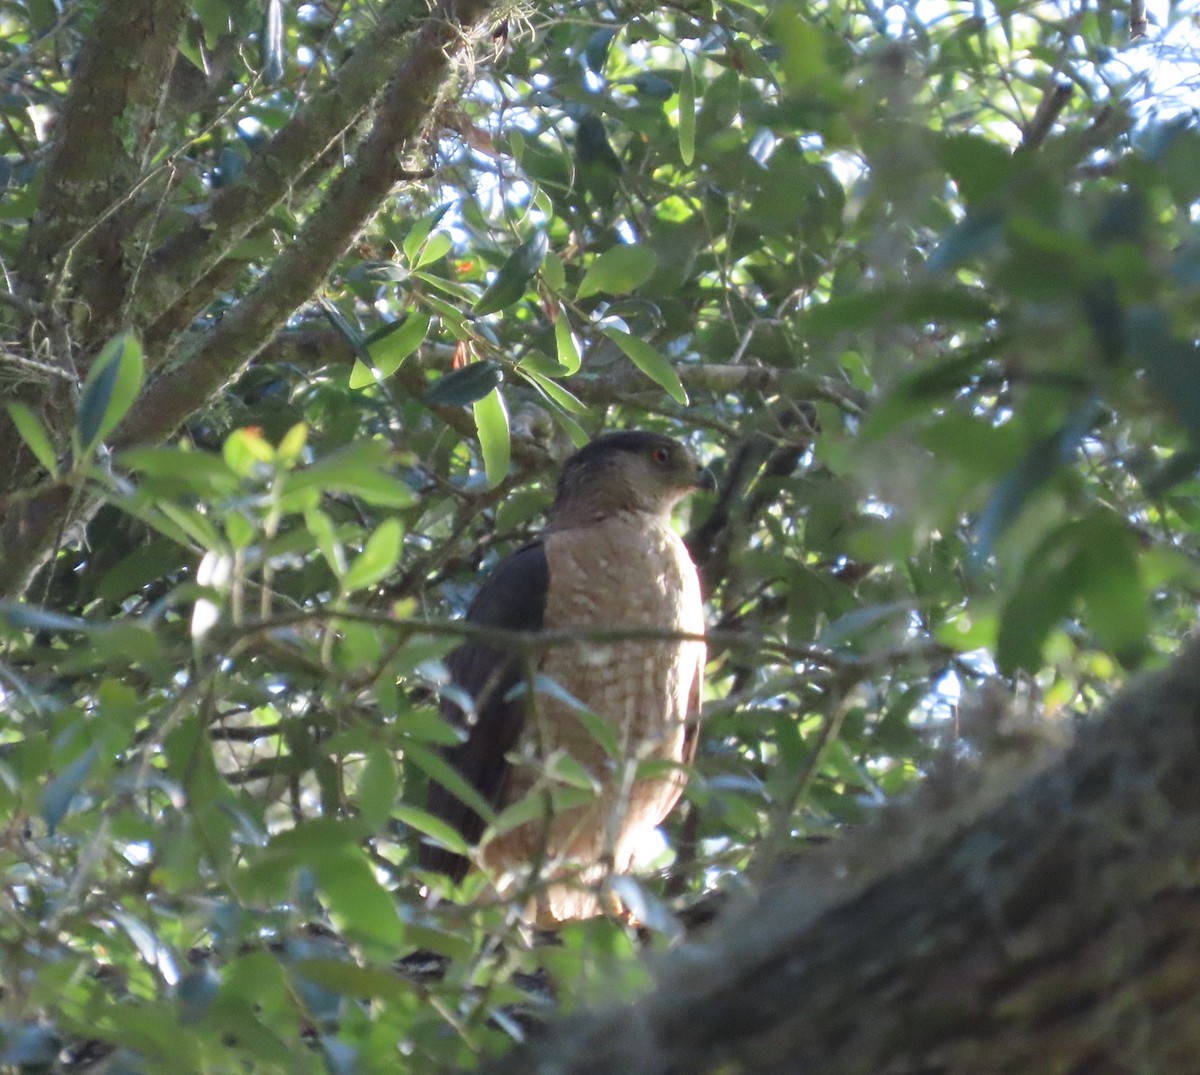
[485,639,1200,1074]
[0,0,504,599]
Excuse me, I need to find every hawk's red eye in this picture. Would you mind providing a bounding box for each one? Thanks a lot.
[652,447,670,465]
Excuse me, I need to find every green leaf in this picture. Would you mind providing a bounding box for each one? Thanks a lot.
[490,785,594,838]
[770,8,832,91]
[76,333,144,453]
[473,232,549,315]
[631,72,674,100]
[1131,306,1200,448]
[424,360,503,406]
[972,399,1100,565]
[318,297,371,364]
[157,501,224,550]
[305,508,345,576]
[414,230,452,269]
[349,313,431,389]
[518,367,588,414]
[473,387,510,488]
[555,317,581,374]
[5,402,58,478]
[395,707,461,745]
[119,447,240,495]
[940,132,1017,205]
[314,850,405,951]
[41,745,99,833]
[393,804,471,857]
[403,742,496,824]
[584,28,616,72]
[1076,515,1149,665]
[678,59,696,166]
[357,747,398,831]
[223,428,275,477]
[275,422,307,467]
[282,443,415,509]
[402,203,451,265]
[293,959,411,1001]
[342,518,402,593]
[997,539,1078,675]
[0,601,91,634]
[602,328,688,404]
[542,251,566,292]
[577,244,657,299]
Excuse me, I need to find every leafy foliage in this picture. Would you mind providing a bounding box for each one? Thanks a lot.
[0,0,1198,1070]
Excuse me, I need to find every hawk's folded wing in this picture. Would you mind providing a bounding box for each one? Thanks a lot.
[418,542,549,880]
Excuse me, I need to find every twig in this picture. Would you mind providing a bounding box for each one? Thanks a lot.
[1022,78,1074,150]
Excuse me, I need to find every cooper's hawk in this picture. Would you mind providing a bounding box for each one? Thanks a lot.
[420,431,713,922]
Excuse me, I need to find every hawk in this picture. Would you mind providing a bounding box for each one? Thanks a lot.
[420,431,713,922]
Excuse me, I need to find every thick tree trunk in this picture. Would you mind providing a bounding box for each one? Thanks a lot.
[486,640,1200,1074]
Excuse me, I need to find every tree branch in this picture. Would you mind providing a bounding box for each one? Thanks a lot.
[256,325,868,412]
[127,0,425,334]
[114,0,503,450]
[20,0,189,316]
[1022,77,1074,151]
[483,638,1200,1073]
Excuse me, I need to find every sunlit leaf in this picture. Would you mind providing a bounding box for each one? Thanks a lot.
[314,850,405,951]
[555,316,581,374]
[402,203,452,265]
[5,402,58,478]
[349,313,431,389]
[473,387,510,488]
[678,59,696,166]
[223,427,275,477]
[343,518,402,593]
[518,366,588,414]
[577,244,657,299]
[414,231,452,269]
[357,747,398,831]
[601,328,688,404]
[275,422,307,467]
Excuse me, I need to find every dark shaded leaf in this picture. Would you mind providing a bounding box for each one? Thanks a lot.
[424,360,504,406]
[972,398,1100,565]
[584,28,616,72]
[41,745,99,833]
[76,334,145,453]
[473,232,549,315]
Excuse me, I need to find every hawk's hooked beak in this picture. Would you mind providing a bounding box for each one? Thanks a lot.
[694,465,717,493]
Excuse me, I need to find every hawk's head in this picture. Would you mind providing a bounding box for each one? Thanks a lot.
[550,431,715,524]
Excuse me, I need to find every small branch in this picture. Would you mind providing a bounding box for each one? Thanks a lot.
[218,607,949,684]
[1130,0,1147,39]
[256,325,869,414]
[1022,77,1074,151]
